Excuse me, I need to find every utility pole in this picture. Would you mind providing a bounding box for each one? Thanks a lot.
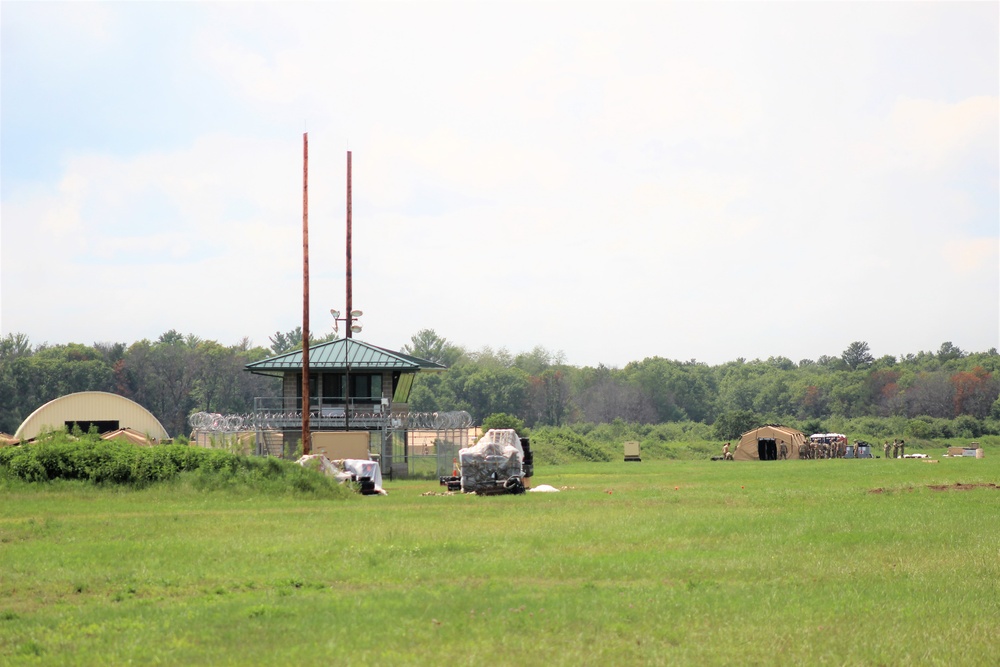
[346,151,353,338]
[345,150,352,429]
[301,133,311,455]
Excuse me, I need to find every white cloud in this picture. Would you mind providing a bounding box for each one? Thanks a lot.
[872,95,999,173]
[2,2,997,364]
[942,238,999,274]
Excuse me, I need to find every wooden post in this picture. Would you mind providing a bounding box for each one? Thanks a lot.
[346,151,353,338]
[301,133,311,456]
[345,151,352,429]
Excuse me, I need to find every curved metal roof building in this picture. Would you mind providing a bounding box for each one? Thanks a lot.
[14,391,170,442]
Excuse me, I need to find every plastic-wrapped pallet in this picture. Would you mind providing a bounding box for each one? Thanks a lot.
[459,429,524,493]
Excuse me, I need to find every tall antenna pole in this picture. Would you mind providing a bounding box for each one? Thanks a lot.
[344,150,352,429]
[346,151,353,338]
[301,133,311,455]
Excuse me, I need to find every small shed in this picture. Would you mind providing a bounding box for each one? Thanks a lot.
[624,441,641,462]
[734,425,806,461]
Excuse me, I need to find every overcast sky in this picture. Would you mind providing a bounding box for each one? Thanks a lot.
[2,2,997,368]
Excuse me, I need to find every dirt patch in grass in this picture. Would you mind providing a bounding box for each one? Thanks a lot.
[926,482,998,492]
[869,482,998,494]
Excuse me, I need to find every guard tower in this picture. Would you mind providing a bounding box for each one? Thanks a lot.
[244,338,446,469]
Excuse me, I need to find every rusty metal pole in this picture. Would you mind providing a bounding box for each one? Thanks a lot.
[346,151,353,339]
[345,151,352,429]
[301,133,311,456]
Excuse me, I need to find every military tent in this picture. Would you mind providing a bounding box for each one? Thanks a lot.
[734,424,806,461]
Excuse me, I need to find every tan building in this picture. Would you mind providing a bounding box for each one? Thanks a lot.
[14,391,170,442]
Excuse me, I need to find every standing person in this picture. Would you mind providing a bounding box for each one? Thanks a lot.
[723,442,733,460]
[899,439,905,458]
[779,440,788,460]
[884,441,891,459]
[892,439,900,459]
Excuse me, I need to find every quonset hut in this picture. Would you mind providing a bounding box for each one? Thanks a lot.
[14,391,170,443]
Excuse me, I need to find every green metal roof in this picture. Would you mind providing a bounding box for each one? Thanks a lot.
[245,338,447,376]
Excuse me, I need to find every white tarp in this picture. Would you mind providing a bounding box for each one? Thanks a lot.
[296,454,385,494]
[341,458,383,491]
[459,429,524,493]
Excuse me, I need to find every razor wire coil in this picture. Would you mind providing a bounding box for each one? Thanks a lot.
[189,410,473,433]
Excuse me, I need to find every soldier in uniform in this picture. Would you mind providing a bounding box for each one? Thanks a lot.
[779,440,788,460]
[899,439,905,458]
[723,442,733,460]
[883,440,891,459]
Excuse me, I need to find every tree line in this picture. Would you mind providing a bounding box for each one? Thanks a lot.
[0,331,278,438]
[400,331,1000,440]
[2,329,998,442]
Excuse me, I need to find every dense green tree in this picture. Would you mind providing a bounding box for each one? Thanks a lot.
[0,338,116,433]
[466,346,515,369]
[400,329,465,367]
[842,341,874,371]
[481,412,527,434]
[817,354,843,369]
[866,369,903,416]
[267,326,337,355]
[798,384,828,419]
[937,341,964,362]
[624,358,717,423]
[1,333,31,359]
[575,365,657,424]
[3,327,998,441]
[190,340,228,413]
[904,372,954,418]
[461,366,530,423]
[713,410,761,441]
[828,373,869,417]
[524,368,572,427]
[512,346,564,376]
[406,381,440,413]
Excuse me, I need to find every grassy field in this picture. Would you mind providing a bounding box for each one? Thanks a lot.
[1,454,998,666]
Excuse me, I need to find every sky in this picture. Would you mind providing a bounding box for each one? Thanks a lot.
[2,1,997,368]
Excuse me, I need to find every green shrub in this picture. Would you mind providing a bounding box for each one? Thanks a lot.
[952,415,983,439]
[0,433,353,498]
[530,427,614,464]
[905,417,934,439]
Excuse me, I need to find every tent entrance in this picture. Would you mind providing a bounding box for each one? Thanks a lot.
[757,438,778,461]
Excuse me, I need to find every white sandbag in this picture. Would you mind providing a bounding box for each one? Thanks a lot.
[528,484,560,493]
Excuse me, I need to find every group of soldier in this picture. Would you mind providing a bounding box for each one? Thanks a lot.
[883,439,906,459]
[799,438,847,459]
[721,437,909,460]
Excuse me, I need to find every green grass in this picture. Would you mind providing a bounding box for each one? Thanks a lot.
[1,456,998,665]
